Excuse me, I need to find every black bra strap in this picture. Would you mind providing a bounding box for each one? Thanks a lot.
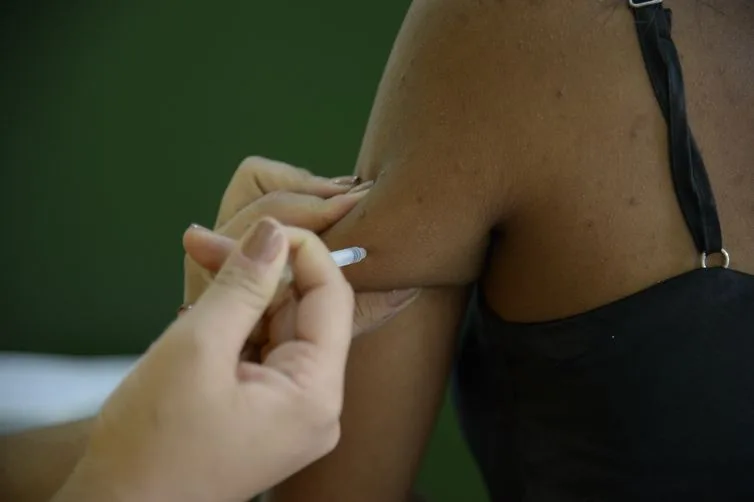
[630,1,723,256]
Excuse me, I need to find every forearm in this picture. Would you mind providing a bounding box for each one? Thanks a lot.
[0,418,92,502]
[49,456,173,502]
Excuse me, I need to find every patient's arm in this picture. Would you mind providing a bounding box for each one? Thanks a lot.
[267,287,469,502]
[318,0,511,291]
[267,1,511,500]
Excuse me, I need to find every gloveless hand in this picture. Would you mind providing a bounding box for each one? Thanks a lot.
[54,219,355,502]
[184,156,419,336]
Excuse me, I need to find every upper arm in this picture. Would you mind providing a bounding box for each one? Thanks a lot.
[268,1,512,500]
[320,0,514,290]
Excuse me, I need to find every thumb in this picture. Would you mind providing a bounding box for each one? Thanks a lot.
[188,218,289,354]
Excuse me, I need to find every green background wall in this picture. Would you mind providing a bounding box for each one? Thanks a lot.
[1,2,487,500]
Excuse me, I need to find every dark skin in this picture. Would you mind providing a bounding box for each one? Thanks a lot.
[268,0,754,500]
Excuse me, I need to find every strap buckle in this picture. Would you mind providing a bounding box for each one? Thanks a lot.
[629,0,663,8]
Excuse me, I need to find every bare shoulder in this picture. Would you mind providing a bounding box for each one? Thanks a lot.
[321,0,523,289]
[322,0,630,282]
[323,0,754,292]
[323,0,636,288]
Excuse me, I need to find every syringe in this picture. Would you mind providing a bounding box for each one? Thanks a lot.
[330,247,367,268]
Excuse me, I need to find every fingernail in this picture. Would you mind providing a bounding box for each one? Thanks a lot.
[387,288,420,308]
[189,223,208,230]
[242,220,284,263]
[332,175,361,186]
[347,180,374,194]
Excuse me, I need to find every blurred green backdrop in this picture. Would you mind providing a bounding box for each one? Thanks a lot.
[1,2,486,500]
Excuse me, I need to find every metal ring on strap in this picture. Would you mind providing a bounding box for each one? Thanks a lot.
[628,0,663,7]
[701,249,730,269]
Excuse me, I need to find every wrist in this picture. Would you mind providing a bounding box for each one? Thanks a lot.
[52,470,125,502]
[51,455,155,502]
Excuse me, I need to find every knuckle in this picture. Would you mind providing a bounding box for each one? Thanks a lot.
[237,156,276,192]
[303,194,325,210]
[238,156,298,183]
[294,165,315,179]
[318,422,342,455]
[257,190,287,206]
[253,192,329,228]
[299,196,332,221]
[237,155,269,172]
[234,157,264,187]
[311,203,340,227]
[287,343,322,383]
[298,409,340,460]
[289,228,319,253]
[212,265,272,311]
[254,191,296,219]
[305,397,342,438]
[297,227,320,243]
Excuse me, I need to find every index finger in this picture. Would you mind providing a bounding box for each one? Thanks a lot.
[216,156,359,228]
[279,226,355,366]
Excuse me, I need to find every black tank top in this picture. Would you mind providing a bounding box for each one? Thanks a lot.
[452,4,754,501]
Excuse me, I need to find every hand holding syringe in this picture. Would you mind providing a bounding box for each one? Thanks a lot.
[247,246,367,357]
[277,246,366,284]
